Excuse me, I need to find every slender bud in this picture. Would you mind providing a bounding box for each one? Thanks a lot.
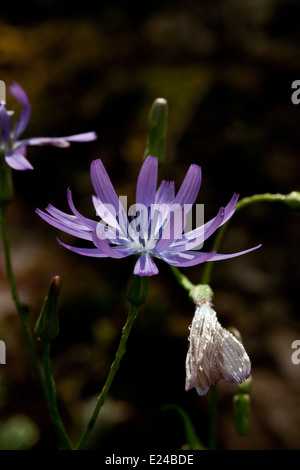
[233,375,252,436]
[35,276,62,341]
[233,392,251,436]
[126,274,149,307]
[143,98,168,166]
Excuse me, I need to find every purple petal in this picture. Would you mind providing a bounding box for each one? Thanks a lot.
[92,230,130,259]
[92,197,128,242]
[173,164,201,207]
[15,145,27,156]
[219,193,239,225]
[158,250,217,267]
[133,253,159,276]
[5,152,33,170]
[149,182,176,241]
[92,195,122,232]
[90,159,120,212]
[9,82,30,107]
[136,155,158,207]
[44,204,93,230]
[57,239,108,257]
[206,244,262,261]
[16,137,71,148]
[9,82,31,139]
[154,208,184,252]
[36,208,93,241]
[172,207,226,252]
[60,132,97,142]
[155,180,175,204]
[16,132,97,149]
[67,188,98,230]
[173,193,239,250]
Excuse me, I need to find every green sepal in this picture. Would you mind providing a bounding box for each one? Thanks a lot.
[126,274,149,307]
[35,276,61,341]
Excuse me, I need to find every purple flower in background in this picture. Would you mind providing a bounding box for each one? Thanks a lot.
[0,82,97,170]
[36,155,261,276]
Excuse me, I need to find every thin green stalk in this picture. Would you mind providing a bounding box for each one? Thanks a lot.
[201,192,290,446]
[43,341,73,449]
[235,192,286,211]
[76,303,139,450]
[169,265,196,293]
[0,204,48,402]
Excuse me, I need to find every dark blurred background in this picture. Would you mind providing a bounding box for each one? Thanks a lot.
[0,0,299,450]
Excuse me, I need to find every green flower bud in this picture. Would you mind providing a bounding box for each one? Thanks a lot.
[126,274,149,307]
[143,98,168,166]
[233,392,251,436]
[35,276,61,341]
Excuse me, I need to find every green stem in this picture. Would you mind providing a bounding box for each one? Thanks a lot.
[235,192,286,211]
[169,265,195,293]
[76,303,139,450]
[0,204,48,402]
[43,341,73,449]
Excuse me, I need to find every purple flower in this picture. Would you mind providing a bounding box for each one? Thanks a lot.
[0,82,97,170]
[36,155,261,276]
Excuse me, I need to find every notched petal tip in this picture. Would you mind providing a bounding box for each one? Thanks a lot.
[173,163,202,208]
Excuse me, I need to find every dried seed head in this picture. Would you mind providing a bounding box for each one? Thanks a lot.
[185,303,251,396]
